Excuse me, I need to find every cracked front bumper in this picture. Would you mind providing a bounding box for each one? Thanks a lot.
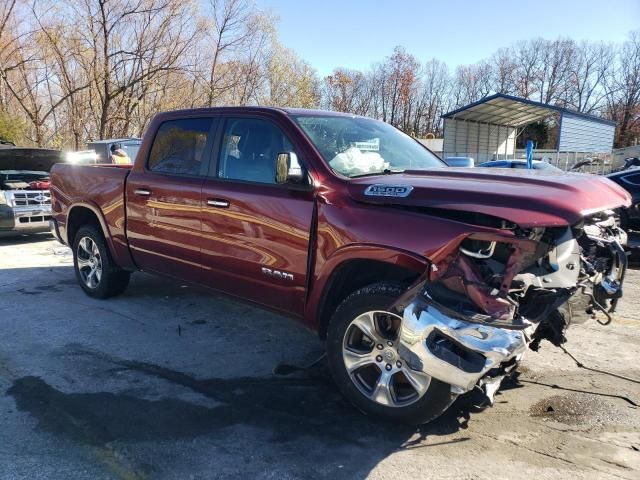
[398,297,529,393]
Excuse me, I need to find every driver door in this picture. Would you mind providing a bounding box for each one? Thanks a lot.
[200,116,315,315]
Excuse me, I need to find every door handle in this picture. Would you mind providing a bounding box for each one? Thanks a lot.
[207,198,230,208]
[134,188,152,196]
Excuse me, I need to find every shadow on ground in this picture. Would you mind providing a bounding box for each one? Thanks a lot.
[7,349,479,477]
[1,242,478,478]
[7,351,481,444]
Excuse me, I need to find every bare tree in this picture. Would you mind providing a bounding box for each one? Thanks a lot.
[566,41,614,113]
[68,0,200,139]
[514,38,544,99]
[1,2,638,149]
[324,68,373,115]
[605,31,640,147]
[412,59,450,136]
[373,47,419,129]
[537,39,574,105]
[0,0,23,107]
[28,2,95,148]
[201,0,264,106]
[490,47,518,95]
[261,37,320,108]
[0,15,86,146]
[450,61,492,108]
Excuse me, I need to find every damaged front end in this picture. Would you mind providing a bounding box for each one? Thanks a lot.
[395,210,627,402]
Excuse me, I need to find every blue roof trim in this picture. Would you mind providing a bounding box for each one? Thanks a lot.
[442,93,616,127]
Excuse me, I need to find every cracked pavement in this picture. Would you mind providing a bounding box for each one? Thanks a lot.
[0,234,639,479]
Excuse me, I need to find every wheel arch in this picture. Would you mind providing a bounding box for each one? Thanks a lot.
[308,245,428,339]
[65,203,132,269]
[67,204,106,245]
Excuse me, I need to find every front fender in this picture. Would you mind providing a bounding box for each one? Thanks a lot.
[303,243,429,330]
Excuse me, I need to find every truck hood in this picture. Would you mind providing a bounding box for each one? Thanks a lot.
[0,148,64,172]
[347,168,632,227]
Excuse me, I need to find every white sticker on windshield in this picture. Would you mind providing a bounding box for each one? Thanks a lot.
[352,138,380,152]
[364,184,413,197]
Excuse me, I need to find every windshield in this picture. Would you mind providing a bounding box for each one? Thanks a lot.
[292,115,445,177]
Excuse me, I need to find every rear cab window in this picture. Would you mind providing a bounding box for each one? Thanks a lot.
[147,118,215,176]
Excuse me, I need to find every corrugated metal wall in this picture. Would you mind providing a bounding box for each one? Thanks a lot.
[557,113,615,152]
[417,138,443,155]
[443,118,516,163]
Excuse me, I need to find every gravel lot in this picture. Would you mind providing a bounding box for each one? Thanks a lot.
[1,234,639,480]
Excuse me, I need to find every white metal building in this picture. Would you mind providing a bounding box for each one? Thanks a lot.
[416,138,443,156]
[441,93,616,164]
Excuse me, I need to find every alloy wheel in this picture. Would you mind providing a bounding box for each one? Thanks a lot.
[76,236,103,289]
[342,310,431,407]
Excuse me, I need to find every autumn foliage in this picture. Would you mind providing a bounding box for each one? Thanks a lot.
[0,1,638,149]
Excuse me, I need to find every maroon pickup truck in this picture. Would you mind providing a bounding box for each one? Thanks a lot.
[50,107,630,424]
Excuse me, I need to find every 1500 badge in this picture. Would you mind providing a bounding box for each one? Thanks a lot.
[364,184,413,197]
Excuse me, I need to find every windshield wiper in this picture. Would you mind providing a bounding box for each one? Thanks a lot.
[350,169,404,178]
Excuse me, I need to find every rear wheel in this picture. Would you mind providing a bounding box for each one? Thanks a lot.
[73,225,130,299]
[326,282,457,424]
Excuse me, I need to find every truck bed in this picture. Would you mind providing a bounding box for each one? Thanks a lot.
[50,163,134,268]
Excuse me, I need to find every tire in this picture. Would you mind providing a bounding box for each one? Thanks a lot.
[72,225,130,299]
[326,282,457,425]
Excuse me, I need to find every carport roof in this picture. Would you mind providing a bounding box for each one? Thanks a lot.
[442,93,616,127]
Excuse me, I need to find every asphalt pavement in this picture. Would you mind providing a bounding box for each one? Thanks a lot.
[0,234,639,480]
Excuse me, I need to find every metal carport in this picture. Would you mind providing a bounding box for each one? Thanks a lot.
[441,93,616,164]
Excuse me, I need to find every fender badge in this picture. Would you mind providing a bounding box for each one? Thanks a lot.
[364,184,413,198]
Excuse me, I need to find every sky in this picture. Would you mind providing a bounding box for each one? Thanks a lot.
[256,0,640,76]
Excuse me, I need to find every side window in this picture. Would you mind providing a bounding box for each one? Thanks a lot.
[148,118,214,176]
[218,118,295,184]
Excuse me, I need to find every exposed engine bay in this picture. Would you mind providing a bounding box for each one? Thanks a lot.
[0,170,51,191]
[395,209,628,402]
[0,170,53,234]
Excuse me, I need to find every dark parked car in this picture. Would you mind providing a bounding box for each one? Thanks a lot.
[0,147,63,236]
[444,157,474,167]
[607,168,640,231]
[50,107,630,424]
[478,160,562,171]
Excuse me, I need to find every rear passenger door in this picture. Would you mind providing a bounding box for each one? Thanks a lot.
[126,117,217,282]
[200,116,315,316]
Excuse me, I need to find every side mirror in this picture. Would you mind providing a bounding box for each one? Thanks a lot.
[276,152,304,184]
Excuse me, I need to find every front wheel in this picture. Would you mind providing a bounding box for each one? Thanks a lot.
[73,225,130,299]
[326,282,457,424]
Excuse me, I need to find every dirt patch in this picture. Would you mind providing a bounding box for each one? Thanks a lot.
[530,394,615,425]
